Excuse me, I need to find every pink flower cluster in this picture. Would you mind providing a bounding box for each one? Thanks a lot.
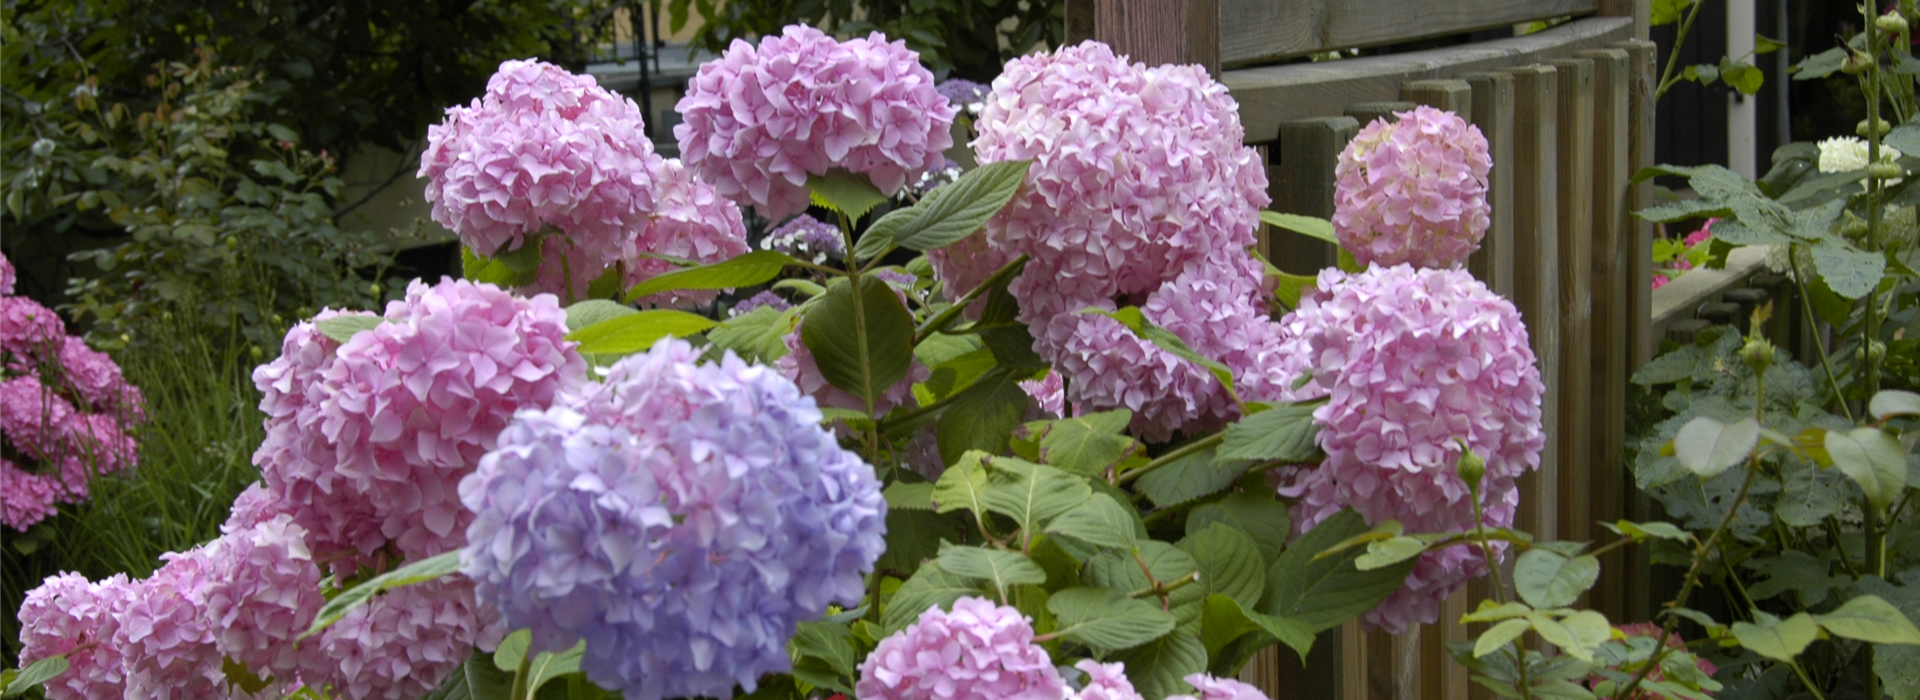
[857,597,1066,700]
[1587,623,1719,699]
[250,278,586,575]
[422,61,747,302]
[1272,265,1544,633]
[1651,219,1715,290]
[1332,106,1491,269]
[0,251,144,530]
[968,42,1289,441]
[675,25,957,220]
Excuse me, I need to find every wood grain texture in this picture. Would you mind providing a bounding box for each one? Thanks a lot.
[1506,64,1559,545]
[1225,17,1633,143]
[1344,100,1416,129]
[1546,57,1594,560]
[1401,79,1474,120]
[1598,0,1650,40]
[1463,71,1518,299]
[1269,117,1358,275]
[1219,0,1600,66]
[1617,35,1658,626]
[1578,47,1631,622]
[1070,0,1221,75]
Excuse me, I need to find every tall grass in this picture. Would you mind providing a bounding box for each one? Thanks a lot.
[2,313,265,658]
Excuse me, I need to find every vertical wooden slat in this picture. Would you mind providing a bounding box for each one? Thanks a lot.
[1270,117,1359,275]
[1068,0,1222,75]
[1255,144,1275,264]
[1599,0,1652,41]
[1546,57,1594,556]
[1505,64,1560,545]
[1401,79,1474,121]
[1578,47,1632,622]
[1345,101,1417,129]
[1615,37,1659,625]
[1462,71,1516,299]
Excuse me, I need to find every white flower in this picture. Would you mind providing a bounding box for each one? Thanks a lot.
[1817,136,1902,185]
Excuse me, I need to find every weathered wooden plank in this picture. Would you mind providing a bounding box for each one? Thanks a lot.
[1401,79,1474,121]
[1506,64,1559,544]
[1219,0,1601,67]
[1345,100,1417,129]
[1269,117,1358,276]
[1547,57,1594,561]
[1065,0,1220,75]
[1598,0,1650,41]
[1225,17,1632,143]
[1463,71,1517,299]
[1617,36,1659,625]
[1578,47,1630,622]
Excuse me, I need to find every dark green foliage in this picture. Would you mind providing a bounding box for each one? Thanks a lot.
[665,0,1064,82]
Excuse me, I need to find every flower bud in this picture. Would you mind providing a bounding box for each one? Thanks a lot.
[1456,446,1486,493]
[1843,50,1876,75]
[1858,118,1893,137]
[1868,339,1888,365]
[369,283,382,297]
[1871,161,1905,181]
[1739,337,1775,374]
[1880,12,1910,35]
[250,345,264,360]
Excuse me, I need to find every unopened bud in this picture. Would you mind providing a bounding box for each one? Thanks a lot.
[250,346,264,360]
[1843,217,1872,241]
[369,283,382,297]
[1739,337,1775,374]
[1870,161,1905,181]
[1880,12,1910,35]
[1457,447,1486,492]
[1858,118,1893,137]
[1868,339,1888,364]
[1843,50,1876,75]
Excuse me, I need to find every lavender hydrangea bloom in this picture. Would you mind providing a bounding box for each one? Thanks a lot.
[762,214,845,264]
[1167,674,1273,700]
[935,78,989,111]
[460,338,887,700]
[730,290,792,316]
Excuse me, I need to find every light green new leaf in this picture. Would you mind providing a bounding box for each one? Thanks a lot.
[1475,619,1533,658]
[566,310,717,357]
[1,655,67,698]
[936,543,1048,600]
[518,641,586,698]
[1216,402,1322,464]
[1732,612,1819,662]
[1047,493,1143,550]
[304,550,462,639]
[1816,595,1920,645]
[624,250,799,302]
[1046,587,1179,654]
[803,275,916,409]
[563,299,638,332]
[1033,410,1141,477]
[1672,415,1759,479]
[315,315,385,343]
[892,160,1031,251]
[884,562,987,633]
[1177,524,1267,609]
[1528,610,1610,662]
[1514,550,1601,609]
[852,207,915,262]
[1870,389,1920,421]
[930,451,991,516]
[706,305,795,364]
[1462,601,1534,623]
[885,482,936,511]
[493,629,530,671]
[1355,536,1428,571]
[981,457,1092,541]
[462,244,542,288]
[808,169,886,221]
[1260,211,1337,244]
[1825,427,1908,510]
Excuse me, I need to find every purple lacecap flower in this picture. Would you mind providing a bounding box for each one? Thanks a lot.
[935,78,989,110]
[460,338,887,700]
[1333,106,1491,270]
[421,59,662,300]
[731,290,791,316]
[1271,265,1544,633]
[676,25,957,220]
[763,214,845,264]
[251,279,586,575]
[857,597,1066,700]
[16,572,136,700]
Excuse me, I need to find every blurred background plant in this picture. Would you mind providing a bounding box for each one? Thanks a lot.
[664,0,1063,82]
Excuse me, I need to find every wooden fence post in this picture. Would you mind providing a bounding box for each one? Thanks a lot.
[1505,64,1560,545]
[1615,37,1659,625]
[1578,47,1632,622]
[1546,57,1595,558]
[1462,72,1517,300]
[1345,101,1417,129]
[1401,79,1473,121]
[1064,0,1221,75]
[1269,117,1359,275]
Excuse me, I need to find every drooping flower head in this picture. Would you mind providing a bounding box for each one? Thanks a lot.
[251,279,586,575]
[1273,265,1544,633]
[857,597,1066,700]
[420,59,662,299]
[461,338,887,700]
[16,572,136,700]
[1332,106,1491,269]
[675,25,957,220]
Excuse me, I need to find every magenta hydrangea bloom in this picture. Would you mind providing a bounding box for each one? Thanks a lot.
[461,338,887,700]
[0,251,14,295]
[975,41,1269,303]
[623,158,751,308]
[777,318,929,417]
[421,59,661,299]
[197,514,326,684]
[114,551,223,699]
[1168,674,1273,700]
[0,296,63,362]
[0,460,60,530]
[17,572,135,700]
[1273,265,1544,633]
[58,336,144,417]
[926,230,1011,320]
[857,597,1066,700]
[1333,106,1491,269]
[251,279,586,574]
[306,577,502,700]
[675,25,957,220]
[1070,660,1145,700]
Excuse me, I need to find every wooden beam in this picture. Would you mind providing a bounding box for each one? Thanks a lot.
[1506,63,1560,544]
[1219,0,1601,67]
[1462,71,1518,299]
[1547,56,1594,560]
[1578,47,1631,622]
[1617,38,1659,623]
[1598,0,1650,41]
[1345,100,1417,128]
[1065,0,1221,75]
[1224,17,1634,147]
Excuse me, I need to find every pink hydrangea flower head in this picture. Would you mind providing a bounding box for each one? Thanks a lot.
[63,412,140,478]
[0,296,63,362]
[222,482,284,535]
[926,230,1012,320]
[0,375,77,463]
[1167,674,1272,700]
[1020,370,1066,419]
[252,281,587,574]
[975,41,1270,302]
[115,551,223,699]
[1274,264,1544,632]
[197,514,327,683]
[623,158,751,308]
[856,597,1067,700]
[17,572,136,700]
[0,459,62,529]
[1332,106,1491,270]
[58,336,144,417]
[0,250,14,295]
[1070,660,1145,700]
[306,577,502,700]
[675,25,957,220]
[420,59,661,296]
[777,315,928,418]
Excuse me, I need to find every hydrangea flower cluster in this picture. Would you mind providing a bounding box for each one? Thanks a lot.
[676,25,957,220]
[935,78,989,113]
[460,338,887,700]
[1167,674,1273,700]
[1,251,144,530]
[1817,135,1902,180]
[1332,106,1491,269]
[970,42,1288,440]
[251,278,586,574]
[16,571,134,700]
[1272,265,1545,633]
[856,597,1067,700]
[0,250,13,294]
[731,289,793,316]
[925,230,1010,319]
[763,213,846,264]
[303,577,502,700]
[619,158,750,308]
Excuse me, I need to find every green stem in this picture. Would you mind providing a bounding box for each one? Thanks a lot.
[1788,254,1855,421]
[913,254,1030,346]
[1116,432,1224,485]
[876,366,1015,433]
[1468,472,1533,698]
[1790,661,1831,700]
[1655,0,1712,98]
[510,646,532,700]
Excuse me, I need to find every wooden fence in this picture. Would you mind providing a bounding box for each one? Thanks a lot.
[1066,1,1659,697]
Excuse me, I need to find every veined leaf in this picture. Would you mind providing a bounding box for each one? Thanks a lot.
[1672,415,1759,479]
[803,275,916,410]
[1046,587,1178,654]
[884,561,986,633]
[1824,427,1907,510]
[566,309,716,357]
[1731,612,1818,662]
[624,251,799,302]
[1260,211,1336,244]
[304,551,462,640]
[808,169,886,221]
[892,160,1031,251]
[936,542,1047,600]
[1264,509,1417,631]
